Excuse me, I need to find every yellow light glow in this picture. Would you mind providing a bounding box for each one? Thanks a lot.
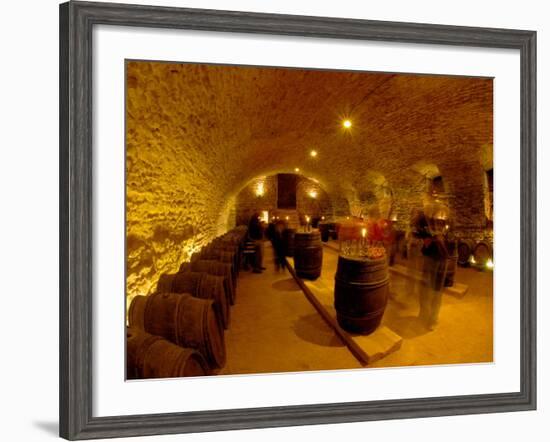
[343,119,352,129]
[486,259,494,269]
[308,190,318,198]
[294,167,300,172]
[310,150,318,158]
[255,181,265,196]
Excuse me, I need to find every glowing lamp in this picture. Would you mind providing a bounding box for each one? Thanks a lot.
[255,181,265,197]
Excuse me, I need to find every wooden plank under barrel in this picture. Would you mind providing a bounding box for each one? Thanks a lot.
[293,230,323,280]
[127,327,209,379]
[334,255,389,335]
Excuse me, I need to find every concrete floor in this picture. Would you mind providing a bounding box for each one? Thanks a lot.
[218,242,361,375]
[323,245,493,369]
[219,241,493,375]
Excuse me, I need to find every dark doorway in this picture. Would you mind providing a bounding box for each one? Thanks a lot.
[277,174,297,209]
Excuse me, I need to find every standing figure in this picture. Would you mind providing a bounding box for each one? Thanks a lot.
[271,221,286,271]
[418,217,449,330]
[248,213,265,273]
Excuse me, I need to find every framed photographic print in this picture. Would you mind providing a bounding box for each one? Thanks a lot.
[59,1,536,440]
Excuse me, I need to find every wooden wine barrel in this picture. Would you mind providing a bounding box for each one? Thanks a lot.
[283,228,296,257]
[334,255,389,335]
[128,293,226,369]
[293,230,323,280]
[158,271,229,329]
[473,240,493,266]
[318,223,330,242]
[201,244,239,279]
[127,327,209,379]
[457,239,475,266]
[171,271,204,295]
[192,260,235,305]
[197,273,230,329]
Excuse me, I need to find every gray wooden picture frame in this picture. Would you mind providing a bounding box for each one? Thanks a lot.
[59,1,537,440]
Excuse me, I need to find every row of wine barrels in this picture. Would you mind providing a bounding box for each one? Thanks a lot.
[293,230,323,280]
[457,238,493,267]
[157,271,230,329]
[334,255,389,335]
[473,240,493,266]
[283,228,295,257]
[457,239,474,266]
[187,260,236,305]
[127,327,209,379]
[128,292,226,369]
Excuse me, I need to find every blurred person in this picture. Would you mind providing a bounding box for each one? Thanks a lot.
[418,213,449,330]
[271,220,286,271]
[248,212,266,273]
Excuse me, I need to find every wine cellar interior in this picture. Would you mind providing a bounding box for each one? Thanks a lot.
[126,61,494,379]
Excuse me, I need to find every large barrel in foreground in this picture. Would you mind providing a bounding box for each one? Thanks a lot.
[293,230,323,280]
[334,255,389,335]
[127,327,209,379]
[128,293,226,369]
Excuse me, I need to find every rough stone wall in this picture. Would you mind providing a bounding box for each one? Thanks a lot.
[126,60,492,303]
[235,174,332,224]
[235,175,278,225]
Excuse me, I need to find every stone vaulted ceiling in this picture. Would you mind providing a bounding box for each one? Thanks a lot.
[125,60,493,298]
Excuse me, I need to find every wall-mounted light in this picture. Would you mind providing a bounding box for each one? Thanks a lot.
[255,181,265,197]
